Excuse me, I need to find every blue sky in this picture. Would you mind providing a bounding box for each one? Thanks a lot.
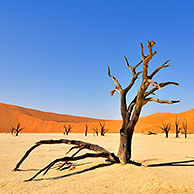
[0,0,193,119]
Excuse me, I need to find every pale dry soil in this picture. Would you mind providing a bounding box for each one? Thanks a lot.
[0,133,194,194]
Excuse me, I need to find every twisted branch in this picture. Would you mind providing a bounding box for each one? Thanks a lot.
[144,97,180,105]
[145,82,179,97]
[14,139,120,180]
[141,40,157,80]
[123,57,142,93]
[149,59,170,79]
[107,65,122,95]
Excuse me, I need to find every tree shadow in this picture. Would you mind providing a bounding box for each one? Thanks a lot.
[148,159,194,167]
[15,168,40,172]
[29,160,144,182]
[18,162,91,172]
[31,162,114,181]
[24,159,194,182]
[128,160,142,166]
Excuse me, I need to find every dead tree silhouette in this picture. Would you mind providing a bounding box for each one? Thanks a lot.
[93,126,99,136]
[64,125,72,135]
[11,122,24,136]
[84,123,89,136]
[182,119,188,138]
[175,117,181,138]
[99,122,108,136]
[158,121,171,138]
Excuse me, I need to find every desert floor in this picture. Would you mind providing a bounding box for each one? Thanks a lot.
[1,133,194,194]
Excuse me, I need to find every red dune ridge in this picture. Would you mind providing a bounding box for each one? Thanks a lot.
[0,102,194,133]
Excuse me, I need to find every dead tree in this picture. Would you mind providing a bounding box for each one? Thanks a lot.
[107,41,179,163]
[182,119,188,138]
[84,123,89,136]
[64,125,72,135]
[146,131,157,135]
[12,123,24,136]
[11,128,15,135]
[175,117,181,138]
[99,122,109,136]
[158,121,171,138]
[14,41,179,181]
[93,126,99,136]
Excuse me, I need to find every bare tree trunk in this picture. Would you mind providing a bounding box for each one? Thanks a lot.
[16,131,19,136]
[182,120,188,139]
[117,128,133,163]
[11,128,14,135]
[165,131,168,138]
[85,124,88,136]
[175,117,181,138]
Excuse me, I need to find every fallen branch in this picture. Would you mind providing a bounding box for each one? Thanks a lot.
[14,139,119,181]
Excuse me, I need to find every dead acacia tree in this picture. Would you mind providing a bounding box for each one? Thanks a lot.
[11,123,24,136]
[93,126,99,136]
[107,41,179,163]
[11,128,15,135]
[175,117,181,138]
[92,122,108,136]
[158,121,171,138]
[99,122,109,136]
[182,119,188,138]
[64,124,72,135]
[14,41,179,181]
[84,123,89,136]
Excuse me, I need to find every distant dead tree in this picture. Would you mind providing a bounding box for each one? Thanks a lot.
[84,123,89,136]
[93,126,99,136]
[182,119,188,138]
[14,41,180,181]
[11,128,15,135]
[175,117,181,138]
[146,131,157,135]
[158,121,171,138]
[93,122,108,136]
[64,125,72,135]
[11,122,24,136]
[99,122,109,136]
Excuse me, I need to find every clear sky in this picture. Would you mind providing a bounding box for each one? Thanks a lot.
[0,0,193,120]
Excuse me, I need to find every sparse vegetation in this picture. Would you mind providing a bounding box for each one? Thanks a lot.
[146,131,157,135]
[175,117,181,138]
[182,119,188,138]
[92,122,108,136]
[158,121,171,138]
[11,122,24,136]
[64,125,72,135]
[84,123,89,136]
[93,126,99,136]
[99,122,108,136]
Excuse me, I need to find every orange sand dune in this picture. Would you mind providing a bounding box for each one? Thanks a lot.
[136,110,194,133]
[0,102,194,133]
